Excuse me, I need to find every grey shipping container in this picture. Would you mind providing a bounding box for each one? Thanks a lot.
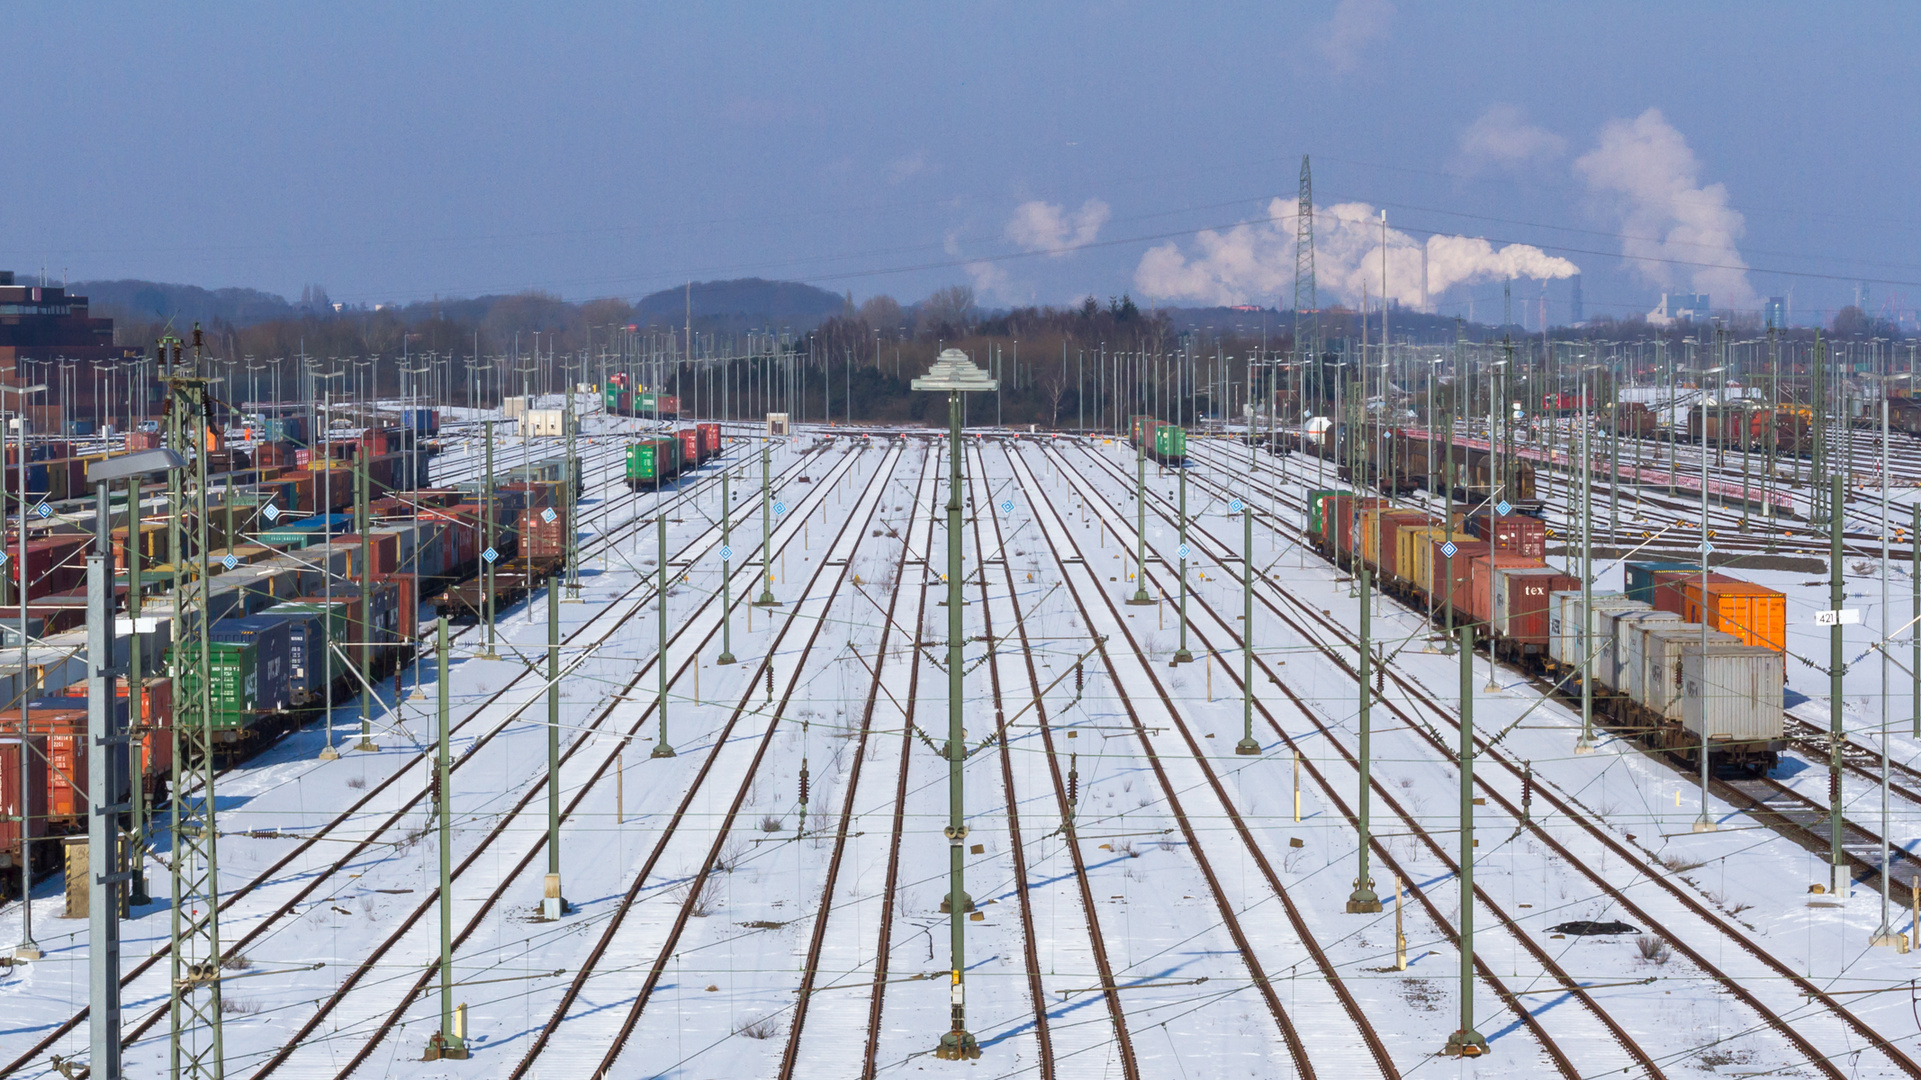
[1604,609,1678,692]
[1624,561,1698,605]
[1548,590,1634,669]
[1681,645,1785,746]
[253,606,328,704]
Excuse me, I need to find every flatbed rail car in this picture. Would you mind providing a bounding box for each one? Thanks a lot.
[435,554,565,622]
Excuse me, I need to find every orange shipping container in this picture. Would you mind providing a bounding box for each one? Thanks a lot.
[1680,579,1787,653]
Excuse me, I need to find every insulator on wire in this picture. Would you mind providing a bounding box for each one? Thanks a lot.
[1074,663,1084,694]
[799,760,810,805]
[1521,761,1533,822]
[766,665,775,699]
[1066,753,1079,805]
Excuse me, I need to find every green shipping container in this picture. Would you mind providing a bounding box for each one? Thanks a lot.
[1306,489,1350,537]
[635,392,659,412]
[603,382,623,411]
[1154,424,1186,460]
[626,443,658,484]
[173,641,261,730]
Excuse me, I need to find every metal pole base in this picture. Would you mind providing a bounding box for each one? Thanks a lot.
[1345,886,1383,914]
[1572,738,1596,755]
[1170,649,1193,665]
[755,593,780,607]
[650,742,678,759]
[1234,737,1261,756]
[718,652,736,665]
[1870,929,1910,952]
[1441,1029,1489,1057]
[542,874,568,920]
[354,739,379,753]
[1691,816,1718,833]
[130,872,150,909]
[934,1029,981,1061]
[1126,590,1154,606]
[317,745,340,761]
[424,1033,470,1061]
[13,943,42,961]
[938,891,975,914]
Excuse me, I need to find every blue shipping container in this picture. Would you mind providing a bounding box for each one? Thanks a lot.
[253,607,327,703]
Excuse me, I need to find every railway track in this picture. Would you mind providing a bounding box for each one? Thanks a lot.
[0,433,836,1077]
[1073,437,1921,1078]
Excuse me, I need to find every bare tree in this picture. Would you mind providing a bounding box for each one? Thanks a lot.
[1041,373,1069,428]
[917,284,975,337]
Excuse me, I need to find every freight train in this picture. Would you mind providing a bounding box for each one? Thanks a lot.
[1311,490,1787,773]
[1127,415,1188,465]
[1318,426,1540,510]
[1686,403,1811,452]
[601,374,681,420]
[625,422,721,490]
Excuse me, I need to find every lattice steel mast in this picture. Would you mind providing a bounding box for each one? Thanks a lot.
[1293,156,1318,404]
[167,325,226,1078]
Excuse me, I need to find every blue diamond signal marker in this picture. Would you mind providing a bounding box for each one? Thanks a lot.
[482,547,498,564]
[1000,499,1013,515]
[0,552,11,566]
[773,500,786,516]
[262,503,280,522]
[223,554,238,570]
[1229,498,1244,513]
[1702,541,1714,554]
[1496,500,1512,516]
[1177,543,1191,560]
[1441,541,1458,558]
[34,503,50,519]
[720,544,733,562]
[541,506,556,524]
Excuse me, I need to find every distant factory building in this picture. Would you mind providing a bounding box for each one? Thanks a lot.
[1647,292,1710,326]
[0,270,147,432]
[1764,296,1787,329]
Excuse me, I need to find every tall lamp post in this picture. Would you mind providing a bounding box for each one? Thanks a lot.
[86,448,186,1080]
[911,348,996,1063]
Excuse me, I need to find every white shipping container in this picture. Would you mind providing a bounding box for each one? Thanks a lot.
[502,396,529,420]
[1633,624,1739,721]
[1682,645,1785,744]
[525,409,572,438]
[1547,590,1632,669]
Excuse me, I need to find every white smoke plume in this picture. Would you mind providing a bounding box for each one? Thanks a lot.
[1005,198,1111,256]
[1453,103,1565,174]
[1133,198,1578,309]
[1573,108,1755,309]
[1318,0,1394,74]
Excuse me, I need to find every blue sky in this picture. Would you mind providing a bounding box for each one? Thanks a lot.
[5,2,1916,324]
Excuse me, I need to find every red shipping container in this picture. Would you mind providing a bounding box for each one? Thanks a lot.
[0,736,49,862]
[6,704,88,825]
[334,532,400,577]
[698,422,721,457]
[1430,538,1491,616]
[61,677,172,786]
[295,448,313,467]
[1327,495,1389,560]
[1466,513,1547,560]
[14,535,88,600]
[515,508,566,560]
[1491,565,1578,653]
[376,574,421,637]
[676,428,700,463]
[125,431,162,451]
[1463,552,1544,628]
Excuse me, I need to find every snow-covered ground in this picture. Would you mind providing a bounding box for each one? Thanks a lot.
[1,415,1917,1078]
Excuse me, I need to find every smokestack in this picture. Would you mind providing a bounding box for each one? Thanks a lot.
[1570,275,1584,323]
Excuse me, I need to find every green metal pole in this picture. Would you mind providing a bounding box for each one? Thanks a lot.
[1443,623,1489,1057]
[1913,502,1918,740]
[719,469,736,664]
[936,389,979,1061]
[1173,462,1193,664]
[1129,428,1152,604]
[1829,474,1846,894]
[482,421,498,659]
[652,513,676,759]
[1347,559,1381,913]
[544,576,567,918]
[564,381,580,598]
[427,618,467,1058]
[1236,508,1258,755]
[757,435,777,606]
